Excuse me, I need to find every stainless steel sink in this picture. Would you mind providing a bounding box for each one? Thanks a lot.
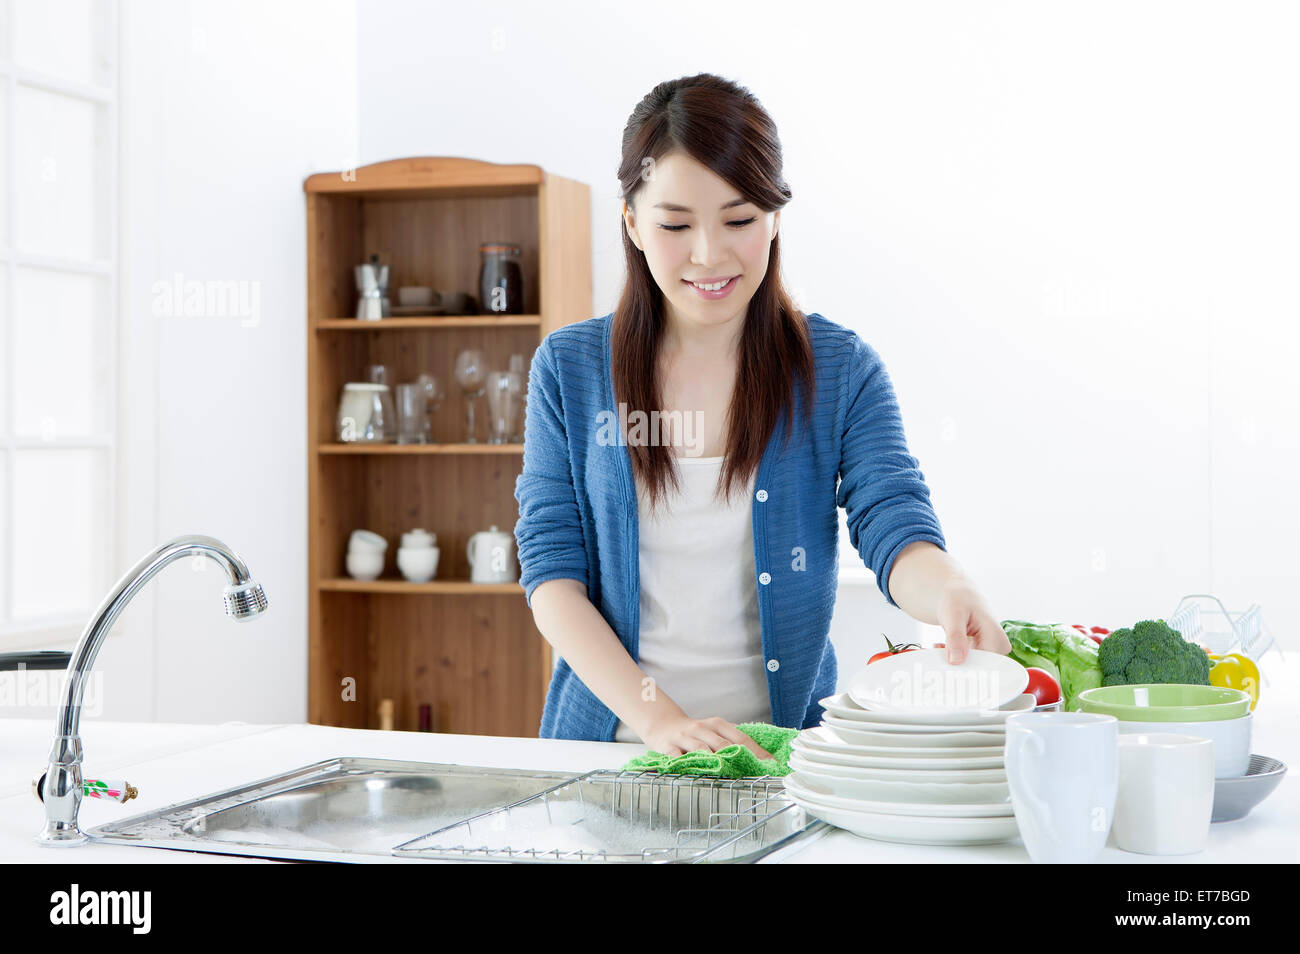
[88,758,577,862]
[88,757,828,863]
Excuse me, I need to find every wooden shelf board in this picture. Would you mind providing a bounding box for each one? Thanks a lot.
[317,577,523,595]
[303,157,544,197]
[315,315,541,331]
[317,443,524,455]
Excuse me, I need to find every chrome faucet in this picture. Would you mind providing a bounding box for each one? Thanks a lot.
[35,534,268,846]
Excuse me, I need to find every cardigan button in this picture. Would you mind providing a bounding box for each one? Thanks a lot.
[755,489,768,502]
[758,571,771,585]
[766,658,780,672]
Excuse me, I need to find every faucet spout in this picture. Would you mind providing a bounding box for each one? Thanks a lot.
[36,534,267,846]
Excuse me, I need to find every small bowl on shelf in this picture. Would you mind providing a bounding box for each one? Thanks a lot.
[397,286,435,307]
[397,546,439,583]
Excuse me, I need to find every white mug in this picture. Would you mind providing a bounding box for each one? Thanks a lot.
[1114,733,1214,855]
[1005,711,1118,864]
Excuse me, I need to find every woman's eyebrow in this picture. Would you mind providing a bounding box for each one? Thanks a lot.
[652,197,750,212]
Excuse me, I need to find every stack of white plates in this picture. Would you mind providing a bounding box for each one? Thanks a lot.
[783,649,1031,846]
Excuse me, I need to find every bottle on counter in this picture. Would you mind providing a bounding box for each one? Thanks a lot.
[378,698,395,731]
[418,703,433,732]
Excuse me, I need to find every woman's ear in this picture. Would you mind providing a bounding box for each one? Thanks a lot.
[622,200,643,252]
[772,209,781,242]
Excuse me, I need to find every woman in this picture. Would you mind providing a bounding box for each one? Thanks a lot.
[514,72,1009,757]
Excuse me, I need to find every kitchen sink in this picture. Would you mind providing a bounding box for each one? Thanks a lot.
[88,757,828,863]
[88,758,577,862]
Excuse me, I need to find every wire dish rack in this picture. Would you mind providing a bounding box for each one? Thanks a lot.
[393,769,828,863]
[1168,594,1278,660]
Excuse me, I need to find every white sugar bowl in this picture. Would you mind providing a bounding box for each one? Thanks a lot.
[397,546,439,583]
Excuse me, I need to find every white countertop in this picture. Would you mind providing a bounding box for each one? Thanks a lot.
[3,653,1294,864]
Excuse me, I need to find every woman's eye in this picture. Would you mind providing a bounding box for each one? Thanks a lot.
[658,218,756,232]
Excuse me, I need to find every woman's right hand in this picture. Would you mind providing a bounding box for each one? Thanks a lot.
[642,715,772,760]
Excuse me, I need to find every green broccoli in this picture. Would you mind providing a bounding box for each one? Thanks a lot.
[1098,619,1211,686]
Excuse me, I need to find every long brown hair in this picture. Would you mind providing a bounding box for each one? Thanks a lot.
[612,72,815,518]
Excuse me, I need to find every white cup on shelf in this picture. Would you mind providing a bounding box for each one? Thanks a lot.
[345,529,388,580]
[346,550,384,581]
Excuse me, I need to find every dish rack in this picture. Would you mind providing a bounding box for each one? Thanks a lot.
[1167,594,1278,662]
[393,769,828,863]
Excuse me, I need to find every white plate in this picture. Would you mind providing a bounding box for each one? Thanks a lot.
[784,771,1015,817]
[820,692,1033,727]
[815,723,1004,757]
[794,727,1004,768]
[788,755,1013,805]
[784,786,1021,845]
[849,649,1029,712]
[790,744,1008,782]
[818,714,1006,748]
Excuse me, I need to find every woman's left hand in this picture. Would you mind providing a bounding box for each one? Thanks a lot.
[936,579,1010,664]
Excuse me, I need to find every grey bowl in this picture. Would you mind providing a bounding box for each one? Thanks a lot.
[1211,754,1287,822]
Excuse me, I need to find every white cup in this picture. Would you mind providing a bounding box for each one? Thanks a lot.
[349,529,388,554]
[1114,733,1214,855]
[1005,711,1118,864]
[397,546,439,582]
[345,549,384,581]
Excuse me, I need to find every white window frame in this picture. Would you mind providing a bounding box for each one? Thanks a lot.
[0,1,119,648]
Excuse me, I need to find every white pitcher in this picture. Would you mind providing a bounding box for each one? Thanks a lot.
[467,525,517,583]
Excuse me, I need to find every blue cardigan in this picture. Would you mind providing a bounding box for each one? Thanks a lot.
[513,311,948,741]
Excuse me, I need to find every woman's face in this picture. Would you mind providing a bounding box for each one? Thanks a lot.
[622,150,780,337]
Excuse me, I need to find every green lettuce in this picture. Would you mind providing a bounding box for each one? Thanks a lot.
[1000,620,1103,710]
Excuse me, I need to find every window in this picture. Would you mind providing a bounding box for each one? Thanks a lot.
[0,0,117,646]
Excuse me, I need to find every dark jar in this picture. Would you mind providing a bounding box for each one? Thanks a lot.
[478,243,524,314]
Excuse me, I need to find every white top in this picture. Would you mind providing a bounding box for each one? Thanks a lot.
[614,455,773,743]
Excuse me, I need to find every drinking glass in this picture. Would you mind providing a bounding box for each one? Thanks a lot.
[415,372,444,442]
[507,354,527,442]
[453,349,486,443]
[395,383,428,444]
[486,371,522,444]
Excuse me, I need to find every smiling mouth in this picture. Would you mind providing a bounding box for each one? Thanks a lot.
[682,276,739,290]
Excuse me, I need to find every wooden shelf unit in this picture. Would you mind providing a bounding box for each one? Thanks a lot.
[304,157,591,736]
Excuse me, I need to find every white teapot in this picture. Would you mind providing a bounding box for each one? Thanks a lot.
[467,525,517,583]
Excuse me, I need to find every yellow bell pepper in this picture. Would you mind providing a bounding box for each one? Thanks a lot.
[1208,653,1260,710]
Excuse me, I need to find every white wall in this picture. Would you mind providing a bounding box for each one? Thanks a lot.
[91,0,359,722]
[28,1,1294,728]
[357,0,1298,674]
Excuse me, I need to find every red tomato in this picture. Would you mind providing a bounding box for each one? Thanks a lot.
[1023,667,1061,706]
[1088,634,1103,645]
[1090,626,1110,635]
[869,647,919,664]
[868,634,920,664]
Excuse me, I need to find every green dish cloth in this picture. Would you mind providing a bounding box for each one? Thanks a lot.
[618,722,798,778]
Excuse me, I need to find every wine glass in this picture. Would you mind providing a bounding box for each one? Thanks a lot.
[453,349,486,444]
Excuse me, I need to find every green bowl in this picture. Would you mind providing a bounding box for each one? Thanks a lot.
[1076,684,1250,722]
